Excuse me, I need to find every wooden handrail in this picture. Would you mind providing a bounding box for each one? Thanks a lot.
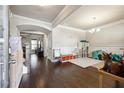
[98,69,124,88]
[98,70,124,82]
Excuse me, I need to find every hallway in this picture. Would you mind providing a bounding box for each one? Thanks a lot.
[19,54,124,88]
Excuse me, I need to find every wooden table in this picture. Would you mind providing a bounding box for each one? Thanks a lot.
[98,70,124,88]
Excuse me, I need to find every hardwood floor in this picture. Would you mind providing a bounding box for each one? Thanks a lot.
[19,54,124,88]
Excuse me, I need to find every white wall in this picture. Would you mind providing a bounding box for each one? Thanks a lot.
[52,25,86,59]
[86,20,124,55]
[52,25,86,48]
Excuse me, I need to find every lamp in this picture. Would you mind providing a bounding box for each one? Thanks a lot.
[89,17,101,33]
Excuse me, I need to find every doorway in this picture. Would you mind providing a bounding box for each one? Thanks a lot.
[21,32,44,58]
[31,39,44,57]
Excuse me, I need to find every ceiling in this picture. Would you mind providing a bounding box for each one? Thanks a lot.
[10,5,65,22]
[62,5,124,30]
[10,5,124,30]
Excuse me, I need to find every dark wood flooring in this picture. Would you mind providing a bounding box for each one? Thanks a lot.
[19,54,124,88]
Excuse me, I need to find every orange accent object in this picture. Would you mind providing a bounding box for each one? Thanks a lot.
[65,56,69,60]
[69,55,73,60]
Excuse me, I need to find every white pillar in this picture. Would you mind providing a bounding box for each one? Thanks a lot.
[3,5,9,88]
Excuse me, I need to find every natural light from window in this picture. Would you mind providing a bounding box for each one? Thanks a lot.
[31,40,37,50]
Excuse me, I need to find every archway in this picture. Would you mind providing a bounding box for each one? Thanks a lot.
[17,24,51,58]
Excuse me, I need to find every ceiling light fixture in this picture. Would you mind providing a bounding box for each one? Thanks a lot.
[89,17,101,33]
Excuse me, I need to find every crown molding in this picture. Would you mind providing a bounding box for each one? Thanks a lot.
[12,14,52,30]
[100,19,124,28]
[55,25,86,32]
[12,14,124,32]
[13,14,51,25]
[87,19,124,31]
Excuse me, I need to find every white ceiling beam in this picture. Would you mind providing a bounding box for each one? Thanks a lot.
[52,5,81,28]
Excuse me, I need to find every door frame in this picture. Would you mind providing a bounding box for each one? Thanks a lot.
[0,5,9,88]
[3,5,9,88]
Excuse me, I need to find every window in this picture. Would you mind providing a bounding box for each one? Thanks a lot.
[38,41,41,48]
[31,40,37,50]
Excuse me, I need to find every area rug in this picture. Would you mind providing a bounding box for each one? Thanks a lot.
[68,58,104,68]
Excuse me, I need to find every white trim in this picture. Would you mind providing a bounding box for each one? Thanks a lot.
[56,25,86,32]
[100,19,124,28]
[55,19,124,32]
[13,14,52,31]
[87,19,124,31]
[3,6,9,88]
[13,14,52,26]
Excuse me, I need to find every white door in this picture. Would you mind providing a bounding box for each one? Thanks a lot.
[0,5,9,88]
